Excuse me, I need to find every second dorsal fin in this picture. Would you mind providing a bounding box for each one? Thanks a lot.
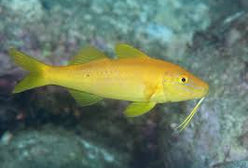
[115,44,149,59]
[69,46,108,65]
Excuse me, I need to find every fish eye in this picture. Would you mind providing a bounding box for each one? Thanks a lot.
[179,75,188,84]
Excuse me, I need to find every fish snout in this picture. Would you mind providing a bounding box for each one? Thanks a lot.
[189,77,209,99]
[198,80,209,98]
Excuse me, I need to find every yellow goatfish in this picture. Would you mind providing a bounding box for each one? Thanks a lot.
[9,44,209,131]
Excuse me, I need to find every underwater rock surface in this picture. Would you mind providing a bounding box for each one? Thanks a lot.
[213,160,248,168]
[160,12,248,168]
[0,126,130,168]
[0,0,248,168]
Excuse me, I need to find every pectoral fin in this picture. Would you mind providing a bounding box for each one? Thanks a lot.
[124,102,156,117]
[69,89,103,106]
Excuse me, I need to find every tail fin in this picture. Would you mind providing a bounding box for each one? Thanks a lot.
[9,48,50,93]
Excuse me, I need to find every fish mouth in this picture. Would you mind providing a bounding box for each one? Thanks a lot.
[188,80,209,99]
[201,81,209,97]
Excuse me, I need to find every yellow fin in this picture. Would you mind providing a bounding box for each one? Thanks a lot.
[9,48,50,93]
[69,89,103,106]
[124,102,156,117]
[70,46,108,65]
[115,44,149,59]
[176,97,205,132]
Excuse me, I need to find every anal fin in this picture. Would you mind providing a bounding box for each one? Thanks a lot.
[124,102,156,117]
[69,89,103,106]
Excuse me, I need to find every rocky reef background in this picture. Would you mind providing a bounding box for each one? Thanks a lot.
[0,0,248,168]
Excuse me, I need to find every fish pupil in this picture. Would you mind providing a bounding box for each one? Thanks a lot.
[181,77,186,82]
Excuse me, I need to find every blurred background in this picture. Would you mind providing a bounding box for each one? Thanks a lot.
[0,0,248,168]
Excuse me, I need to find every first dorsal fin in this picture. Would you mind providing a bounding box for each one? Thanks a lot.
[115,44,149,59]
[69,46,108,65]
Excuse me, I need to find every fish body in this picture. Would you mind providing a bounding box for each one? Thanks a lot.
[9,44,209,131]
[48,57,207,103]
[49,58,163,102]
